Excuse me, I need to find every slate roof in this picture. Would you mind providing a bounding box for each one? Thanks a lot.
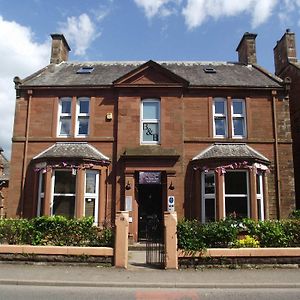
[192,143,270,163]
[34,142,110,162]
[0,152,9,181]
[20,61,282,88]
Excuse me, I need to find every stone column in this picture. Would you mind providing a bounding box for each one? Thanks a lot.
[215,171,225,220]
[164,211,178,269]
[99,168,106,225]
[43,170,52,216]
[75,168,84,218]
[249,168,258,220]
[114,211,129,268]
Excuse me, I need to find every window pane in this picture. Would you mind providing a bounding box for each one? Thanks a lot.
[214,101,225,114]
[53,196,75,218]
[85,198,95,218]
[54,171,76,194]
[233,118,245,136]
[143,102,159,119]
[215,118,226,136]
[256,174,262,194]
[78,117,89,135]
[205,198,215,222]
[61,99,71,113]
[79,100,89,114]
[60,117,71,135]
[205,173,215,194]
[143,123,159,141]
[86,172,96,194]
[232,101,243,114]
[225,172,247,194]
[225,196,248,218]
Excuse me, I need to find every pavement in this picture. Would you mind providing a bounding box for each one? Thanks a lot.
[0,251,299,289]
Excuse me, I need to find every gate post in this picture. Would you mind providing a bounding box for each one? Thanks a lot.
[164,211,178,269]
[115,211,129,268]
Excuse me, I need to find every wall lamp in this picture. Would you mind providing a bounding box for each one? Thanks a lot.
[125,181,131,190]
[169,181,175,190]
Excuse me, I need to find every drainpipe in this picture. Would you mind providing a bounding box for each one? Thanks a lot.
[20,90,32,217]
[272,90,281,219]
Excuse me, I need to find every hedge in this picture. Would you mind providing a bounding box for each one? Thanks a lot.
[177,211,300,251]
[0,216,113,247]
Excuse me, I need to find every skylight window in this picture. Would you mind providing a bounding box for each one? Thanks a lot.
[203,67,217,74]
[76,66,94,74]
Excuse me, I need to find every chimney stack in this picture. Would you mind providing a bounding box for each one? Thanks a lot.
[274,29,297,76]
[236,32,257,65]
[50,34,71,64]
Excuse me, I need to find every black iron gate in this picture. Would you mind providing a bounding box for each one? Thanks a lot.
[145,215,165,268]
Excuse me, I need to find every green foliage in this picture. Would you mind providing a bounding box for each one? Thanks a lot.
[289,210,300,219]
[233,235,260,248]
[177,217,300,251]
[0,216,113,247]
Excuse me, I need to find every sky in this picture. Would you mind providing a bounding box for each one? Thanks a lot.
[0,0,300,159]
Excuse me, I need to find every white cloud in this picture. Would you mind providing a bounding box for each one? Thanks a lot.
[134,0,180,18]
[0,16,49,158]
[182,0,278,29]
[59,13,100,56]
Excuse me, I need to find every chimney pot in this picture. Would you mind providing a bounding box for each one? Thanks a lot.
[50,34,71,64]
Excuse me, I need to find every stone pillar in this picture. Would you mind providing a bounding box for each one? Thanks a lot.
[75,168,84,218]
[216,171,225,220]
[43,170,52,216]
[99,168,106,225]
[249,168,258,220]
[164,211,178,269]
[114,211,129,268]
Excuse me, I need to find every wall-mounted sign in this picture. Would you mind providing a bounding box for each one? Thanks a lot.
[139,172,161,184]
[168,196,175,212]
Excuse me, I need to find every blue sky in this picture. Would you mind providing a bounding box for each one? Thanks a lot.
[0,0,300,158]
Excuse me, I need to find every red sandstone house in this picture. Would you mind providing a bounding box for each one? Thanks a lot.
[8,32,295,241]
[274,29,300,210]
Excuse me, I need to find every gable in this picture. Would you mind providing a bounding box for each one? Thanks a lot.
[113,60,189,87]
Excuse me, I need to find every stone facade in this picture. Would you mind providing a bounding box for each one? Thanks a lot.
[8,32,295,241]
[274,29,300,209]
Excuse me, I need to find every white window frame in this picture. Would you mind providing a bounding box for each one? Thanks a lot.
[57,97,72,137]
[213,98,227,138]
[37,172,45,217]
[231,99,247,138]
[50,170,76,216]
[256,173,265,221]
[201,171,216,223]
[76,97,90,137]
[84,170,99,225]
[140,99,160,144]
[224,170,250,218]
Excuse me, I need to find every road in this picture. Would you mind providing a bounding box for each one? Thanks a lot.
[0,285,299,300]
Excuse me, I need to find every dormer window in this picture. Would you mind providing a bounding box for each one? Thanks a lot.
[76,67,94,74]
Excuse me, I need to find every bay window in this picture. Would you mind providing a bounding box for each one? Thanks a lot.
[84,170,99,224]
[201,171,216,223]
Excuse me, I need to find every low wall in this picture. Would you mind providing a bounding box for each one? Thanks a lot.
[178,248,300,268]
[0,245,114,264]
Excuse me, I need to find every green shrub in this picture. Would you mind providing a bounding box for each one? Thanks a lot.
[0,216,113,247]
[289,210,300,219]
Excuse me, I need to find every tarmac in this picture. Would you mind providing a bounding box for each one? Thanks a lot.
[0,249,299,289]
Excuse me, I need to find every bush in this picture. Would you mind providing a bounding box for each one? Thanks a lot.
[177,217,300,251]
[0,216,113,247]
[289,210,300,219]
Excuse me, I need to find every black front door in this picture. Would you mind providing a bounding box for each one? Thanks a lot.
[138,184,162,240]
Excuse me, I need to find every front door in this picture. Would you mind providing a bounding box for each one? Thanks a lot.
[137,183,162,241]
